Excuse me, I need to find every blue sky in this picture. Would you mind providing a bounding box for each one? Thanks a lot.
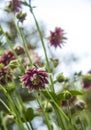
[31,0,91,73]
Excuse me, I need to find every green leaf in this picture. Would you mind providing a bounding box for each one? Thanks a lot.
[69,90,84,96]
[25,108,37,122]
[41,90,56,100]
[56,93,64,101]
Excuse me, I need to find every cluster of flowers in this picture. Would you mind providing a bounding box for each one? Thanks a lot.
[0,0,67,90]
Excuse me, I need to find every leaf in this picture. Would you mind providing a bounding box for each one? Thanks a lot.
[56,93,64,101]
[25,108,37,122]
[41,90,56,100]
[41,90,64,105]
[69,90,84,96]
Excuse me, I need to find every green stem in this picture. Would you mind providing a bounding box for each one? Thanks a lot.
[54,106,66,130]
[36,92,52,130]
[29,7,55,92]
[4,32,25,72]
[0,85,26,130]
[13,90,32,130]
[16,22,33,67]
[46,89,69,122]
[67,100,75,130]
[10,14,33,67]
[0,98,11,114]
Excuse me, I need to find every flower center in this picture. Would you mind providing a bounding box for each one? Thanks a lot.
[31,74,40,86]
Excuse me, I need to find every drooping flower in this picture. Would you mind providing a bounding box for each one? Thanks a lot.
[82,70,91,89]
[8,0,21,14]
[16,11,27,23]
[14,45,25,55]
[22,50,41,67]
[0,51,15,66]
[0,67,13,86]
[21,68,49,90]
[62,96,76,107]
[49,27,66,48]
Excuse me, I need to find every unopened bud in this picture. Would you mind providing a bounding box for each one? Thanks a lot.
[64,90,72,100]
[17,11,27,22]
[56,73,67,83]
[14,45,25,55]
[0,63,4,69]
[8,59,20,69]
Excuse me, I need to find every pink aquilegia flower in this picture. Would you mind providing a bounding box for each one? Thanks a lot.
[62,96,76,107]
[49,27,66,48]
[0,51,15,66]
[83,70,91,89]
[0,67,13,86]
[8,0,21,14]
[21,68,49,90]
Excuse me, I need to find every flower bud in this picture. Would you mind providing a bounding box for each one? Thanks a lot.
[50,58,59,67]
[8,59,20,69]
[0,63,4,69]
[43,101,52,112]
[5,32,12,40]
[0,26,3,35]
[17,11,27,22]
[75,101,86,111]
[64,90,72,100]
[83,74,91,89]
[56,73,67,83]
[14,45,25,55]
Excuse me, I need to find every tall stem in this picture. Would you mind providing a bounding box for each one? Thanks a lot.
[36,92,52,130]
[16,22,33,67]
[29,7,55,92]
[5,34,25,72]
[67,100,75,130]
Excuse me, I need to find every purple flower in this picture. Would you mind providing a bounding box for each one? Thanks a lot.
[0,67,13,86]
[21,68,49,90]
[8,0,21,14]
[62,96,76,107]
[49,27,66,48]
[0,51,15,66]
[83,70,91,89]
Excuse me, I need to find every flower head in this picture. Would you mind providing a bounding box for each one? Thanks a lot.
[21,68,49,90]
[16,11,27,23]
[8,0,21,14]
[62,96,76,107]
[0,51,15,66]
[49,27,66,48]
[83,70,91,89]
[0,67,13,86]
[14,45,25,55]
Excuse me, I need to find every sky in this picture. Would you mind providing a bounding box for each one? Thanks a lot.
[0,0,91,74]
[31,0,91,74]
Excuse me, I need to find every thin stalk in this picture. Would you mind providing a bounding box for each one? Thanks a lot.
[0,98,12,114]
[29,122,34,130]
[0,85,26,130]
[13,91,32,130]
[46,89,69,122]
[67,100,75,130]
[2,122,8,130]
[29,7,55,92]
[4,33,25,72]
[11,14,33,67]
[54,106,66,130]
[79,118,85,130]
[16,21,33,67]
[36,92,52,130]
[7,94,26,130]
